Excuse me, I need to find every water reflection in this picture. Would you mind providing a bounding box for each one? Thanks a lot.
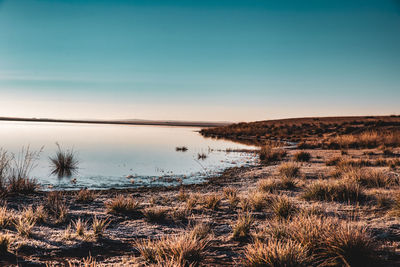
[0,121,256,190]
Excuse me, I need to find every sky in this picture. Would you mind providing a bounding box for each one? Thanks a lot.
[0,0,399,122]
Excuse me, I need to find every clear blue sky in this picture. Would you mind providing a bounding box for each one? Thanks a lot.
[0,0,399,122]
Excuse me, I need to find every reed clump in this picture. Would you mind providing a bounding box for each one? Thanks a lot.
[49,143,79,178]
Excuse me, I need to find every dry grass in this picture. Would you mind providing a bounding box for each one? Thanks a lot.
[136,229,209,266]
[271,196,298,220]
[106,195,140,215]
[46,191,69,224]
[278,162,300,179]
[294,151,311,162]
[303,179,364,203]
[258,177,298,193]
[49,143,79,178]
[259,145,287,164]
[6,146,41,194]
[244,191,270,212]
[0,234,11,255]
[14,216,36,237]
[92,216,111,237]
[323,131,400,149]
[202,193,222,210]
[143,207,168,223]
[0,205,13,229]
[231,212,253,241]
[72,218,88,236]
[244,239,309,266]
[21,205,48,224]
[76,189,97,203]
[224,187,240,209]
[343,168,394,188]
[255,214,379,266]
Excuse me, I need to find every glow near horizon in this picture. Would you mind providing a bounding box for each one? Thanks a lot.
[0,0,400,122]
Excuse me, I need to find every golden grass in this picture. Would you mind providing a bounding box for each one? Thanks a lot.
[294,151,311,162]
[278,162,300,179]
[259,146,287,164]
[13,216,36,237]
[245,191,270,212]
[302,179,364,203]
[0,234,11,255]
[271,196,298,220]
[72,218,88,237]
[254,214,379,266]
[106,195,140,215]
[224,187,240,209]
[143,207,168,223]
[21,205,48,224]
[244,239,309,266]
[76,189,97,203]
[0,205,13,229]
[231,212,253,241]
[202,193,222,210]
[136,229,209,266]
[92,216,111,237]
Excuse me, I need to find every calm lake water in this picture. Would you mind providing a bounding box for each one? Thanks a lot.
[0,121,256,190]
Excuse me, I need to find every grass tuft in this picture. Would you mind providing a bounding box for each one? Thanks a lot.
[49,143,79,178]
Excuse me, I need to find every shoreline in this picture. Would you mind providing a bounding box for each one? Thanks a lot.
[0,117,230,128]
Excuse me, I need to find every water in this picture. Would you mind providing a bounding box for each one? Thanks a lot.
[0,121,256,190]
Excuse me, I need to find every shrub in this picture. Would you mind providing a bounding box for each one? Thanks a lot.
[231,212,253,241]
[278,162,300,178]
[106,195,140,215]
[294,151,311,162]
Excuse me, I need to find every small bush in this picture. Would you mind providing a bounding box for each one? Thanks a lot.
[294,151,311,162]
[232,212,253,241]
